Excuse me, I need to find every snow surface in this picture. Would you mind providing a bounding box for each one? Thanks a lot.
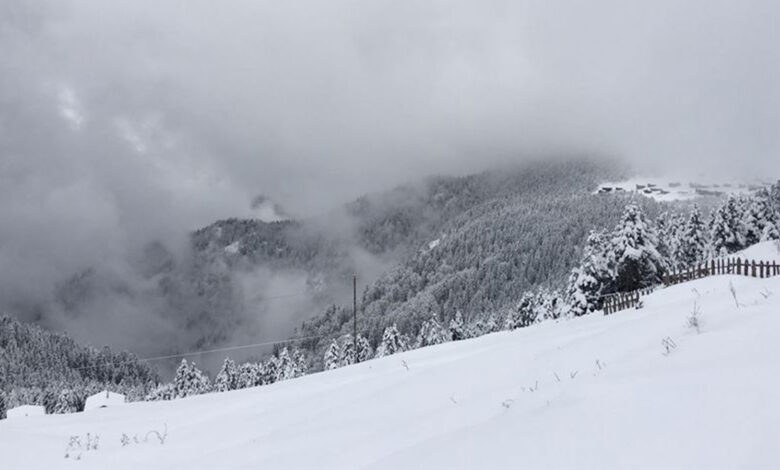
[224,241,241,254]
[84,391,126,411]
[428,238,441,250]
[6,405,45,419]
[3,275,780,469]
[731,239,780,263]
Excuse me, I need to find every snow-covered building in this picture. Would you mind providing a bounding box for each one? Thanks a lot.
[6,405,45,419]
[84,391,125,411]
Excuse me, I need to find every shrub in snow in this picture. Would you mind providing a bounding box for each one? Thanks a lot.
[687,302,702,334]
[173,359,211,398]
[375,324,408,357]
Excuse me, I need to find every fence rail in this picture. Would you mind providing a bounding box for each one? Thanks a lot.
[603,287,655,315]
[603,257,780,315]
[664,258,780,286]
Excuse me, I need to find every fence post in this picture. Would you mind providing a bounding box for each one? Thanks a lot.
[760,261,765,278]
[735,258,740,275]
[711,259,715,276]
[751,260,756,277]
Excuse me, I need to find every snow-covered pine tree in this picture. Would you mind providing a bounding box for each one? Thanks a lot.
[323,339,343,370]
[677,205,707,267]
[263,357,278,385]
[709,195,746,256]
[611,204,666,292]
[416,314,448,348]
[53,388,81,414]
[375,324,408,357]
[448,311,465,341]
[338,334,373,365]
[214,357,239,392]
[355,335,373,363]
[566,230,615,316]
[275,348,296,381]
[173,359,211,398]
[292,349,308,377]
[743,189,779,245]
[0,390,7,420]
[234,362,262,389]
[505,292,536,329]
[145,382,175,401]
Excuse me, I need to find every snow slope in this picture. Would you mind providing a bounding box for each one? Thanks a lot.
[2,275,780,469]
[732,239,780,263]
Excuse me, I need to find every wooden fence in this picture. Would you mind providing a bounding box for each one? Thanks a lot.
[664,258,780,286]
[604,258,780,315]
[603,287,655,315]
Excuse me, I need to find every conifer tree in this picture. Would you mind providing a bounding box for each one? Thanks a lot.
[275,348,296,381]
[375,324,408,357]
[416,314,448,348]
[323,339,343,370]
[0,390,7,420]
[677,205,707,267]
[292,349,308,377]
[173,359,211,398]
[505,292,536,329]
[611,204,665,291]
[214,358,239,392]
[709,195,745,256]
[448,311,465,341]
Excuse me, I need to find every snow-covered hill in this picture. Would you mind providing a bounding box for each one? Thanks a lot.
[2,274,779,469]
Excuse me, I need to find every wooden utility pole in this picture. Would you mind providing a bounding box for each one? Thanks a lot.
[353,275,358,364]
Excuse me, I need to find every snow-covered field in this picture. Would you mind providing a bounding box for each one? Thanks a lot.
[2,274,780,469]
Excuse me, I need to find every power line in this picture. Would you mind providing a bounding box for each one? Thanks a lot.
[69,333,326,373]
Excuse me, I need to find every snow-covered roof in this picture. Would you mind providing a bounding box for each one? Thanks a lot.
[6,405,45,419]
[84,391,126,411]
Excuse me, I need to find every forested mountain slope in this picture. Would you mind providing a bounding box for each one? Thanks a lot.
[0,315,158,414]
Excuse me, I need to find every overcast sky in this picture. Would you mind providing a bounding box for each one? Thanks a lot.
[1,0,779,337]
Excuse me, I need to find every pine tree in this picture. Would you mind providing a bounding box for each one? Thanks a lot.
[611,204,666,291]
[448,311,465,341]
[292,349,308,377]
[275,348,298,381]
[236,362,264,388]
[505,292,536,329]
[323,339,343,370]
[743,190,779,245]
[145,383,175,401]
[53,388,80,414]
[677,205,707,267]
[709,195,745,256]
[416,314,448,348]
[566,230,615,316]
[214,358,238,392]
[173,359,211,398]
[263,357,278,385]
[375,324,408,357]
[355,335,373,363]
